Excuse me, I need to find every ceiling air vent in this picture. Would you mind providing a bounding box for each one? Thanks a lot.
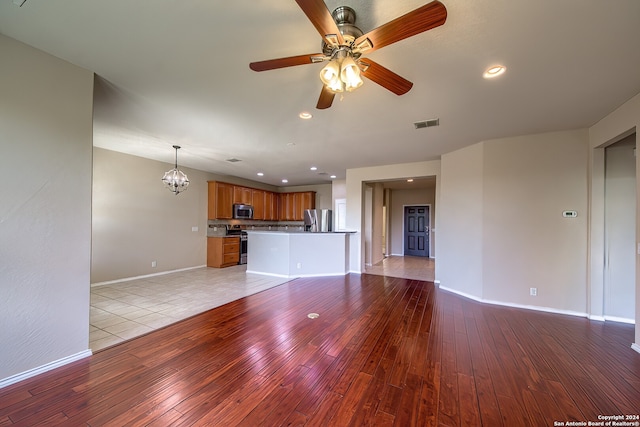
[414,118,439,129]
[226,158,241,163]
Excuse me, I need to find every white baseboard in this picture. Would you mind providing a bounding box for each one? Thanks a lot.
[588,315,606,322]
[439,285,589,319]
[603,315,635,325]
[0,349,92,389]
[246,270,348,279]
[91,265,207,287]
[632,343,640,354]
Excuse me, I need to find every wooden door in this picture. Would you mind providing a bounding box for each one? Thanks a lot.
[404,206,429,257]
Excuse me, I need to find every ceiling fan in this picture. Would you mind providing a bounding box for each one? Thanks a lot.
[249,0,447,109]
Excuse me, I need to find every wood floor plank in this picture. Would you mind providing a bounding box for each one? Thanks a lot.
[0,273,638,426]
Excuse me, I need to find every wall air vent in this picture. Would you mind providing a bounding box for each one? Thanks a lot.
[226,158,241,163]
[414,118,440,129]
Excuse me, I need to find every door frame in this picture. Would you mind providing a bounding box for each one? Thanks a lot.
[402,204,432,257]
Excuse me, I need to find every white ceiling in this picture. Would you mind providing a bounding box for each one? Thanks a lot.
[1,0,639,187]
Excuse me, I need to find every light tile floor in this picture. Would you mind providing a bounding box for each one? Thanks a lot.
[90,265,291,351]
[364,255,435,282]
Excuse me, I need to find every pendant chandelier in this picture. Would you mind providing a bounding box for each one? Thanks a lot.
[162,145,189,195]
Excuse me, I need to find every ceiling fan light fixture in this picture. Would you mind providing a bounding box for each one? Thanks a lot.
[320,60,340,85]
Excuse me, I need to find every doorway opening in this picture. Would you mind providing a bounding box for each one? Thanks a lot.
[603,133,636,323]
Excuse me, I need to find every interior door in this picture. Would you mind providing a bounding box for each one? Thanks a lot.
[404,206,429,257]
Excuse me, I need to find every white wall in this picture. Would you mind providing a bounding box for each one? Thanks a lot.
[0,34,94,384]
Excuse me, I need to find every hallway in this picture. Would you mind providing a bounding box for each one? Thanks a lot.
[365,255,435,282]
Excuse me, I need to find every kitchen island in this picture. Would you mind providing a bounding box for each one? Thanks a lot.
[245,231,350,278]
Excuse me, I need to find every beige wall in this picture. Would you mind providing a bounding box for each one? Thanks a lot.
[92,148,216,283]
[438,143,484,298]
[482,130,589,311]
[438,130,590,313]
[1,34,94,384]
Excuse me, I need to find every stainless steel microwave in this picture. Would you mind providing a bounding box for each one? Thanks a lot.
[233,204,253,219]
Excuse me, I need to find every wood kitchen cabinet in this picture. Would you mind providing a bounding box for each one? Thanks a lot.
[278,193,294,221]
[208,181,234,219]
[208,181,313,221]
[207,236,240,268]
[252,189,265,220]
[295,191,315,220]
[264,191,277,221]
[233,186,252,205]
[277,191,315,220]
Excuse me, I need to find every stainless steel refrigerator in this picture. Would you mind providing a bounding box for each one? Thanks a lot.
[304,209,332,232]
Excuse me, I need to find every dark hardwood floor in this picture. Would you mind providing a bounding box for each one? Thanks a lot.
[1,274,639,426]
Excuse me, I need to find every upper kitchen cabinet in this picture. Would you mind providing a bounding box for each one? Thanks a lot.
[278,191,315,220]
[208,181,234,219]
[295,191,315,220]
[264,191,278,221]
[252,189,265,220]
[233,186,252,205]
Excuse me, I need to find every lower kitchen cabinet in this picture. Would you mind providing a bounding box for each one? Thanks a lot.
[207,236,240,268]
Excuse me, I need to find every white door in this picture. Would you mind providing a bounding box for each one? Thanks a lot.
[604,136,636,321]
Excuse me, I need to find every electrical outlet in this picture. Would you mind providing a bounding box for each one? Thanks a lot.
[296,262,302,269]
[151,261,157,268]
[530,287,537,296]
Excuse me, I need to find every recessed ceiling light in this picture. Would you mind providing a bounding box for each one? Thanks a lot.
[330,175,336,179]
[407,179,414,182]
[299,112,312,119]
[287,142,296,147]
[282,179,288,183]
[257,172,264,176]
[483,65,506,79]
[310,166,317,171]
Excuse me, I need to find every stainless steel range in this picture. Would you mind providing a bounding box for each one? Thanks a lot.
[226,226,247,264]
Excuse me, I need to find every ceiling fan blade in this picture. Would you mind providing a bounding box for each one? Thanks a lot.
[250,54,324,72]
[316,85,335,109]
[295,0,345,46]
[355,0,447,54]
[360,58,413,95]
